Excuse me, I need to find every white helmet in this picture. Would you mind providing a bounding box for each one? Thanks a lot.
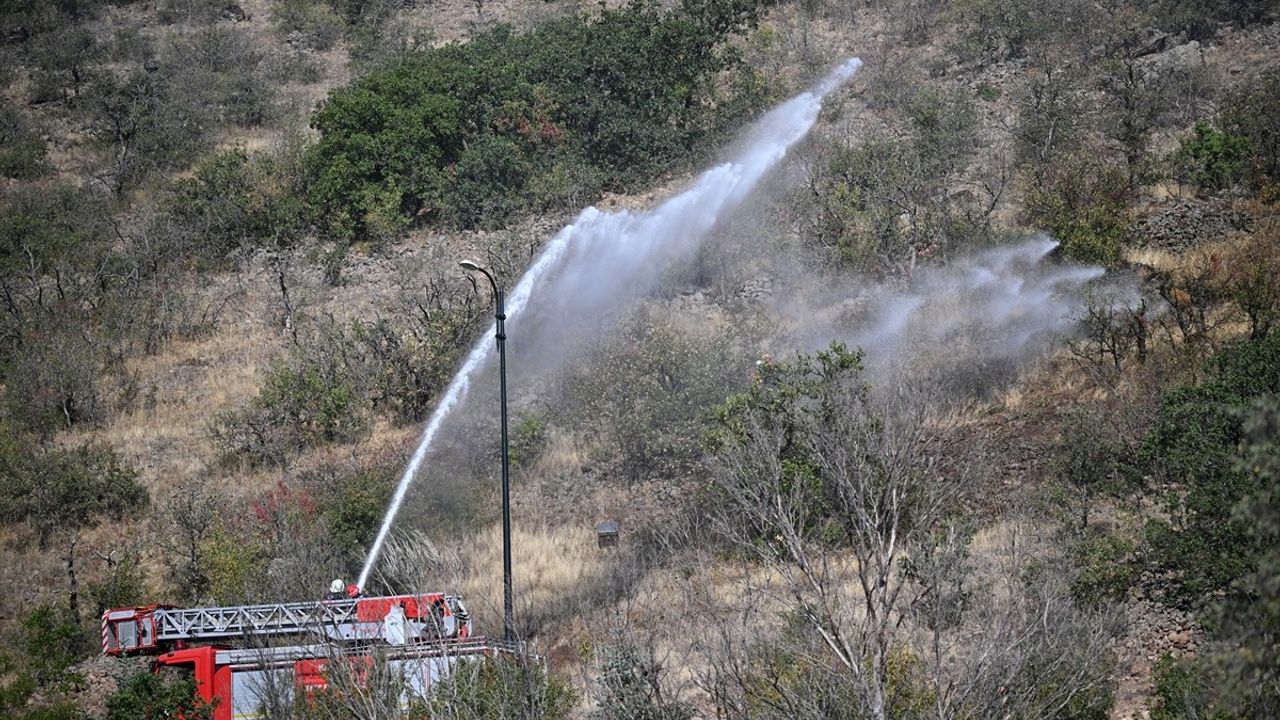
[329,578,345,594]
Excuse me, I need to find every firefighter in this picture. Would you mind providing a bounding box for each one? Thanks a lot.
[326,578,346,601]
[346,583,362,599]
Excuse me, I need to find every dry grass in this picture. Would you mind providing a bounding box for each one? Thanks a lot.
[1123,246,1182,272]
[80,314,281,493]
[454,522,611,636]
[531,429,586,480]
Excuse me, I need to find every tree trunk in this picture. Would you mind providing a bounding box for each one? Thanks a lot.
[65,529,80,622]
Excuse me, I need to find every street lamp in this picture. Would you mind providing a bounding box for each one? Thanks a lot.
[459,259,514,643]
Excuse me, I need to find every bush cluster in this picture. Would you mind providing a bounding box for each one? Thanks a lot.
[0,100,48,178]
[210,354,367,467]
[163,146,310,260]
[1142,332,1280,604]
[562,314,750,483]
[306,0,763,241]
[1024,154,1129,264]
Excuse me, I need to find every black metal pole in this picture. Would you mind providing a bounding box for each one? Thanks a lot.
[494,286,513,643]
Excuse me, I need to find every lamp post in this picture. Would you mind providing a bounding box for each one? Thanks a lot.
[459,260,514,643]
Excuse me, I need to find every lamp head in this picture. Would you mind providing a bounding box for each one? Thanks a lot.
[458,259,483,273]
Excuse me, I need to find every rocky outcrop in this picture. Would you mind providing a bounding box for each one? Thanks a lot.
[737,276,777,302]
[1137,39,1203,77]
[1129,197,1255,250]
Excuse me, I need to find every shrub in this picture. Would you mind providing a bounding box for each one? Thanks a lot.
[2,316,108,433]
[345,313,476,424]
[0,443,147,618]
[806,84,978,271]
[1210,395,1280,714]
[270,0,343,50]
[563,316,749,483]
[210,355,367,467]
[163,148,309,260]
[1147,0,1271,40]
[591,625,692,720]
[310,464,395,558]
[1175,122,1250,192]
[0,185,119,427]
[0,101,48,178]
[87,69,208,193]
[105,669,213,720]
[1054,410,1131,531]
[1067,528,1137,607]
[87,554,147,616]
[1222,72,1280,193]
[1150,655,1220,720]
[1139,395,1280,718]
[1142,333,1280,604]
[1220,226,1280,341]
[950,0,1071,60]
[509,413,547,469]
[87,27,276,193]
[0,442,146,546]
[200,526,267,605]
[20,605,90,687]
[0,182,110,281]
[429,655,576,720]
[1024,154,1129,264]
[814,138,931,270]
[27,25,99,104]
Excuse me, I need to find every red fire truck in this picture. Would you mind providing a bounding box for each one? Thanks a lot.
[101,593,514,719]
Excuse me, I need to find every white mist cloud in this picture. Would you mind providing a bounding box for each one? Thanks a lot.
[769,236,1106,386]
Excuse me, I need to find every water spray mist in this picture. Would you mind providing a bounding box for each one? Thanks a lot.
[357,57,864,589]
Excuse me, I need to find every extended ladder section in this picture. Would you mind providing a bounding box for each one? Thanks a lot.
[154,599,360,642]
[103,594,470,656]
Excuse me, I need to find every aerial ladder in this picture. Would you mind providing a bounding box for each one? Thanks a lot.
[101,592,515,720]
[102,593,472,655]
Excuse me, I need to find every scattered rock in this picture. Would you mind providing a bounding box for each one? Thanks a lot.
[31,655,149,718]
[1131,28,1184,58]
[221,4,249,22]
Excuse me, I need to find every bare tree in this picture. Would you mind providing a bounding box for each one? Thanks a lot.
[707,346,967,720]
[156,475,220,602]
[700,347,1120,719]
[919,524,1121,719]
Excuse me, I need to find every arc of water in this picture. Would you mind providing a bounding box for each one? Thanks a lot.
[358,57,863,589]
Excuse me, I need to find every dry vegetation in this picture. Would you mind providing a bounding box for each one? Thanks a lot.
[1,0,1279,717]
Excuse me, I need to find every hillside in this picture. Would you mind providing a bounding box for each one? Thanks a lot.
[1,0,1279,717]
